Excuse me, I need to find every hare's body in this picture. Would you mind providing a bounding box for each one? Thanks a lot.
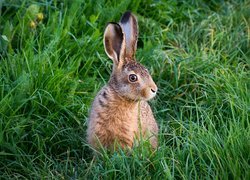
[87,85,158,149]
[87,12,158,150]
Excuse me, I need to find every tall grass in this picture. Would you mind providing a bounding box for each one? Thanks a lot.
[0,0,249,179]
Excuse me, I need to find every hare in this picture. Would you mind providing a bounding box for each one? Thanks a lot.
[87,11,158,151]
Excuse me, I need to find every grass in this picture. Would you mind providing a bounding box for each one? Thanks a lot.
[0,0,249,179]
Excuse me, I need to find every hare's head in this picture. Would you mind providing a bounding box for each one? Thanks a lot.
[103,12,157,101]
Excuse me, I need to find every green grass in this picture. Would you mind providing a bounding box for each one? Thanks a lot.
[0,0,249,179]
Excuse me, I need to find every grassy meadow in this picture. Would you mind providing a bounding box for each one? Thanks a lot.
[0,0,249,179]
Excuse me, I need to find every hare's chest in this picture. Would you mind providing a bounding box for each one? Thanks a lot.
[99,104,139,147]
[89,87,141,147]
[106,106,138,134]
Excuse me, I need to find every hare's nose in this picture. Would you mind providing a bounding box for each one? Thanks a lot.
[150,82,158,94]
[151,87,157,94]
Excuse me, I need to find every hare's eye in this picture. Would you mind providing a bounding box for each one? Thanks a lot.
[129,74,138,82]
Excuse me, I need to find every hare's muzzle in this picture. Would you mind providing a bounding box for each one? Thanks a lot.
[151,87,157,94]
[147,83,157,99]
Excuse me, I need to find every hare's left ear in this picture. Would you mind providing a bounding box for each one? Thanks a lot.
[119,11,138,59]
[103,22,126,67]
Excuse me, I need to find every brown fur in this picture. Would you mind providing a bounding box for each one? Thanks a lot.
[87,11,158,151]
[87,85,158,150]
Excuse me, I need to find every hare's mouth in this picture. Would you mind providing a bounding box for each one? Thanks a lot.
[141,88,157,101]
[146,92,157,101]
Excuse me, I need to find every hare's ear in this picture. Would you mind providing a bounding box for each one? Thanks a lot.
[103,22,126,66]
[120,11,138,59]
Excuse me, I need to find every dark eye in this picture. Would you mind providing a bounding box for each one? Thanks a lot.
[129,74,138,82]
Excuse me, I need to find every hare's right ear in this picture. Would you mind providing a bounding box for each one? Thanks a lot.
[119,11,138,59]
[103,23,125,66]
